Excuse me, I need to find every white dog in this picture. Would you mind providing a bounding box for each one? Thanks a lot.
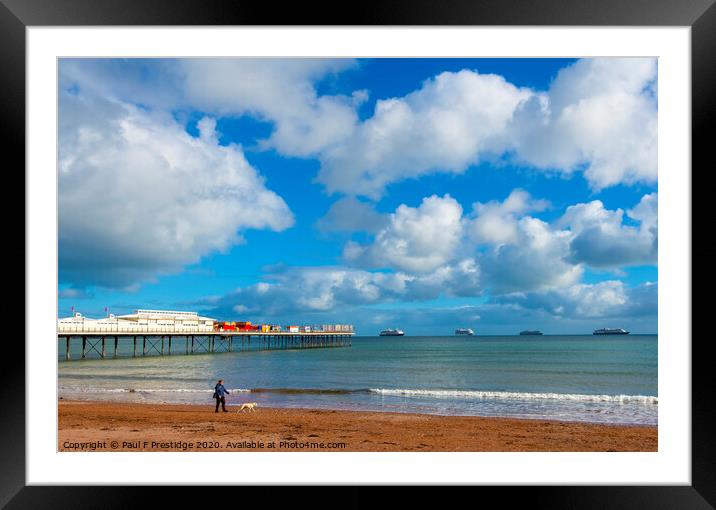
[237,402,258,413]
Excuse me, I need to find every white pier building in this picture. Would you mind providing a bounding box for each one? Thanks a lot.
[58,309,215,333]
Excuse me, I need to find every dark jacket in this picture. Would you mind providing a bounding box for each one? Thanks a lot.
[214,384,230,399]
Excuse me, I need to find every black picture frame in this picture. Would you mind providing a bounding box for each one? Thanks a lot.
[4,0,709,506]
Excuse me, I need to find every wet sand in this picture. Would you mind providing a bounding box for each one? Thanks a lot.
[58,400,657,452]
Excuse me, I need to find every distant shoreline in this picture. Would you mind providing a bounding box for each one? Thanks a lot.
[58,400,657,452]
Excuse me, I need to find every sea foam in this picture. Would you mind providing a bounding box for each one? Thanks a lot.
[369,388,658,404]
[59,387,251,394]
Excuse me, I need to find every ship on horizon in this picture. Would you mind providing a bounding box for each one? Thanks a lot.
[454,328,474,336]
[379,328,404,336]
[593,328,630,335]
[519,330,543,336]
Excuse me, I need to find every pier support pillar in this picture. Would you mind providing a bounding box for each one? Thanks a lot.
[133,336,137,357]
[191,335,194,354]
[114,336,118,358]
[65,337,71,360]
[143,336,147,356]
[185,336,189,354]
[101,336,106,359]
[81,336,86,358]
[169,336,172,355]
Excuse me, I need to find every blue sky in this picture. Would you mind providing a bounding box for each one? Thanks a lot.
[58,58,658,334]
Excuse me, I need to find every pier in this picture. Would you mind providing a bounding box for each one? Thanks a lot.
[58,309,354,360]
[58,331,353,360]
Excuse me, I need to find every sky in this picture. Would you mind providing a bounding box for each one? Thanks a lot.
[57,58,658,335]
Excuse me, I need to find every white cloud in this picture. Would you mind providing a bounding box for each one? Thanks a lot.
[559,193,658,267]
[562,281,628,317]
[61,58,657,198]
[196,184,656,327]
[497,281,657,320]
[338,190,657,297]
[315,58,656,197]
[207,267,410,315]
[59,93,294,288]
[61,58,361,158]
[507,58,657,189]
[58,58,659,303]
[628,191,658,231]
[177,59,360,156]
[344,194,464,273]
[59,59,184,111]
[468,189,550,245]
[204,279,657,335]
[480,216,582,294]
[407,259,482,300]
[201,259,485,318]
[317,70,531,198]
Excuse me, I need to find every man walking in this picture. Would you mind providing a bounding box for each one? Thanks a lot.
[213,379,230,413]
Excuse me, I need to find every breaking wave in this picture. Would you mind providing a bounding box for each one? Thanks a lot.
[59,387,251,394]
[59,386,658,405]
[369,388,658,404]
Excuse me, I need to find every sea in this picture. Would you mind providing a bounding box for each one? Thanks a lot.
[58,335,658,425]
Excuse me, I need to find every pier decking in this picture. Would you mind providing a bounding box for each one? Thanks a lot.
[58,331,353,360]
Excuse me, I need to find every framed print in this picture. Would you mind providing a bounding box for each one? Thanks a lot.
[4,0,711,505]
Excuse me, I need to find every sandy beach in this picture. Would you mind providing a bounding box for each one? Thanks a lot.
[58,400,657,452]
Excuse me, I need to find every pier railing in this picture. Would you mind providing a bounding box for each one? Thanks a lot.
[57,325,215,334]
[58,330,353,360]
[57,325,354,334]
